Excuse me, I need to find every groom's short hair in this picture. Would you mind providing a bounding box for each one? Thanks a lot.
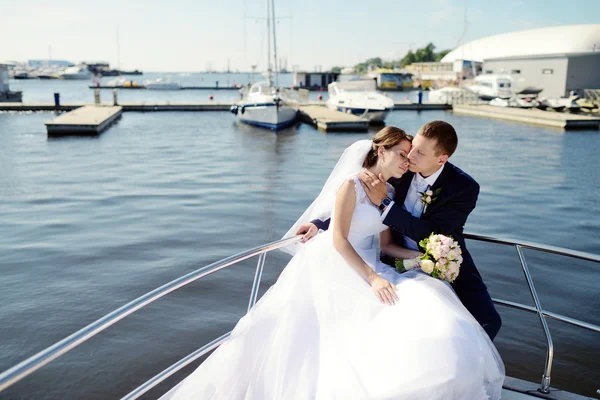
[417,121,458,157]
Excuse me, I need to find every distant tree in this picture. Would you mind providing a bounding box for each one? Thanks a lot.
[401,51,416,67]
[331,66,342,73]
[353,44,452,73]
[354,57,384,74]
[414,43,436,62]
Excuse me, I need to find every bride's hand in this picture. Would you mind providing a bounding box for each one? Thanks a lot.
[369,275,399,305]
[295,223,318,243]
[358,171,388,206]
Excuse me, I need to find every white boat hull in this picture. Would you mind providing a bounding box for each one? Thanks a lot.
[331,105,390,123]
[233,102,297,130]
[326,81,394,123]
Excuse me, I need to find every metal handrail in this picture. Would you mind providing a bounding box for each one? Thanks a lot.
[1,233,599,398]
[465,233,600,394]
[121,332,231,400]
[0,235,302,393]
[492,298,600,333]
[464,233,600,263]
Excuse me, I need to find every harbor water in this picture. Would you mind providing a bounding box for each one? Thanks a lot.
[0,76,599,399]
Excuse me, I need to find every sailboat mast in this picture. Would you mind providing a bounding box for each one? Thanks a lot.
[266,0,272,81]
[270,0,279,87]
[116,25,121,70]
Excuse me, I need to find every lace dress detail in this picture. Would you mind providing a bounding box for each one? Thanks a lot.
[347,175,395,207]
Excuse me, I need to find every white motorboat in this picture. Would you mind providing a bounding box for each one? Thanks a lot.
[467,74,546,102]
[467,74,513,100]
[326,80,394,123]
[229,0,297,131]
[144,78,181,90]
[512,97,536,108]
[539,96,581,112]
[489,96,536,108]
[59,65,92,80]
[489,97,511,107]
[230,80,297,130]
[428,86,477,104]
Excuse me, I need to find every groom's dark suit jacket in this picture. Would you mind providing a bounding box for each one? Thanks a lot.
[382,162,486,294]
[313,162,486,294]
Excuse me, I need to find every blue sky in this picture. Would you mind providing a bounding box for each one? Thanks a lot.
[2,0,598,72]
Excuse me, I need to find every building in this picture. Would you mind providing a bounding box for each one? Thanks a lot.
[293,71,340,89]
[405,60,482,82]
[366,68,413,90]
[483,52,600,97]
[0,63,23,102]
[442,24,600,97]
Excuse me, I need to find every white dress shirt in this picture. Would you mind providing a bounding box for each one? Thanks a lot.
[381,164,445,250]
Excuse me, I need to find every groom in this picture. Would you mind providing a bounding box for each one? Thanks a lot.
[297,121,502,341]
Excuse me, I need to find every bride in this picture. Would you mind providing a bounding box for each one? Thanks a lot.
[163,127,504,399]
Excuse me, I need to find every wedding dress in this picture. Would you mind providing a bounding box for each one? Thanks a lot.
[163,164,505,399]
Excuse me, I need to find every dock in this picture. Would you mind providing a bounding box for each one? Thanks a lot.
[119,102,232,111]
[393,102,452,111]
[0,102,451,113]
[296,105,369,132]
[45,105,122,136]
[452,104,600,129]
[89,86,241,90]
[0,102,233,112]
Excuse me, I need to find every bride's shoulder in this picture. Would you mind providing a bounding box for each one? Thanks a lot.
[347,171,367,191]
[338,174,361,193]
[335,172,369,203]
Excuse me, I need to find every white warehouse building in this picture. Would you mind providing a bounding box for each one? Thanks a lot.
[442,24,600,97]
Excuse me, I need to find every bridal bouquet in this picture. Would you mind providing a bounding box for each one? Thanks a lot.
[395,233,462,283]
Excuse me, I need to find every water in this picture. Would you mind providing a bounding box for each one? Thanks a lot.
[0,104,599,399]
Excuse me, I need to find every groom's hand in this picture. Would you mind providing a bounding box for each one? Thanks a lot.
[295,223,318,243]
[359,171,388,206]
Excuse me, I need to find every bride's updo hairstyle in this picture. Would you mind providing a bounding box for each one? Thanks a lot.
[362,126,413,168]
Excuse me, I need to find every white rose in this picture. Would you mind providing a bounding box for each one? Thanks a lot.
[447,250,457,261]
[432,248,442,260]
[425,190,433,196]
[426,196,432,203]
[448,261,460,278]
[403,257,420,270]
[420,260,435,274]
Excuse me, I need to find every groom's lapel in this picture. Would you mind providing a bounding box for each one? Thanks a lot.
[423,163,454,216]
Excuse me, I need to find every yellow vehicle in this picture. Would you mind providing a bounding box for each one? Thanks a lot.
[367,68,414,90]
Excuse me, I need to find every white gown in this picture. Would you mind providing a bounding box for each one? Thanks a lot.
[165,176,505,400]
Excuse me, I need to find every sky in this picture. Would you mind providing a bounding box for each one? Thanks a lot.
[2,0,598,72]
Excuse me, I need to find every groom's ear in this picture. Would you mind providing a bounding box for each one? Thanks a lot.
[438,154,449,165]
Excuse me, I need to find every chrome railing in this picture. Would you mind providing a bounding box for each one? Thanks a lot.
[0,235,302,394]
[0,233,599,398]
[464,233,600,394]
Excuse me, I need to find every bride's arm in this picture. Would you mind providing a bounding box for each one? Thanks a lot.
[333,180,398,305]
[380,229,422,259]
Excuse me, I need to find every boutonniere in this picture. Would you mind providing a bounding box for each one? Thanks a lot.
[419,187,442,211]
